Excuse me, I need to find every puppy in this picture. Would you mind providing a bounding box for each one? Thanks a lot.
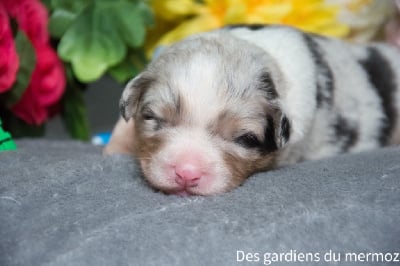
[104,25,400,196]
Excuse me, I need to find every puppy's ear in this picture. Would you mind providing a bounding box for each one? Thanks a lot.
[119,74,154,121]
[263,111,291,153]
[275,112,291,148]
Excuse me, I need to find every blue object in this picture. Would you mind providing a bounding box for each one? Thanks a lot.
[91,132,111,146]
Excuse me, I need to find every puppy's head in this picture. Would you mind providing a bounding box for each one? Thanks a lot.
[120,32,291,195]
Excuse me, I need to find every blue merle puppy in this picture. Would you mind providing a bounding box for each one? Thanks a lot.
[105,25,400,195]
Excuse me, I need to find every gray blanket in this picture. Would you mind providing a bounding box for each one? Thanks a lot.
[1,140,399,266]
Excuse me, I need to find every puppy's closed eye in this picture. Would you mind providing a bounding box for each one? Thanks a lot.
[235,132,261,149]
[141,107,164,131]
[142,108,158,121]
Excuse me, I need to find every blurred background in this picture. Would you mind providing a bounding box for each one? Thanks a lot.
[45,76,122,139]
[1,0,400,145]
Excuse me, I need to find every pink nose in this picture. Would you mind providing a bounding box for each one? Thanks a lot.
[174,163,202,187]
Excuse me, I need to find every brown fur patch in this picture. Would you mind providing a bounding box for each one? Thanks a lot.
[223,150,277,190]
[133,120,165,161]
[132,127,165,190]
[211,111,242,140]
[161,103,182,127]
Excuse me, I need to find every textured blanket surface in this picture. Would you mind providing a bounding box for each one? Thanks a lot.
[1,140,399,266]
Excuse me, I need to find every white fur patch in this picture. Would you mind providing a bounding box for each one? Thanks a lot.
[229,27,318,144]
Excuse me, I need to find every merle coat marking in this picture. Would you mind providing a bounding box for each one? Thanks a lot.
[105,25,400,195]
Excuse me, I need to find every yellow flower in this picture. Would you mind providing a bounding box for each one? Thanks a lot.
[147,0,350,51]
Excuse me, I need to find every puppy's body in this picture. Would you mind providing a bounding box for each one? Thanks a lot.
[106,25,400,195]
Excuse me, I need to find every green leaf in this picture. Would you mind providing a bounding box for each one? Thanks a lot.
[136,1,155,26]
[49,0,90,38]
[108,48,148,83]
[50,0,90,13]
[49,9,78,38]
[1,31,36,107]
[111,2,146,48]
[57,0,152,83]
[0,117,17,151]
[108,59,139,84]
[58,3,126,83]
[61,65,90,140]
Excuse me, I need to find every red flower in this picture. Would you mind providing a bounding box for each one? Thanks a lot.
[2,0,49,46]
[11,46,65,125]
[2,0,66,125]
[0,4,19,93]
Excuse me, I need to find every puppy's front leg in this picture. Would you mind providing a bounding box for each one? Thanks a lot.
[103,118,135,155]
